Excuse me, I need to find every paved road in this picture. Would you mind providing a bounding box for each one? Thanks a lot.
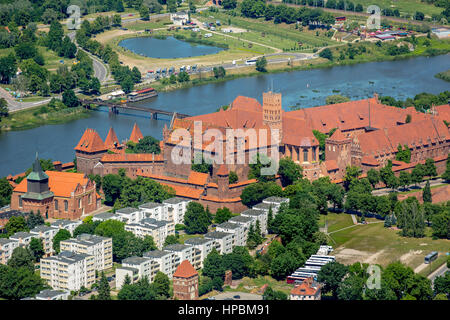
[371,178,446,196]
[0,87,53,112]
[429,263,449,283]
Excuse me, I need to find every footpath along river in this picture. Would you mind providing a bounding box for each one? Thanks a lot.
[0,54,449,177]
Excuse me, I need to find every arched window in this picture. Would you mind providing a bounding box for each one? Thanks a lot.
[303,149,308,162]
[64,200,68,211]
[55,200,58,211]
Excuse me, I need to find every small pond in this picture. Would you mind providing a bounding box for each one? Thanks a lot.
[118,36,225,59]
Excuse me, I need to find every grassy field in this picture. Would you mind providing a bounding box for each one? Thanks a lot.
[349,0,445,17]
[327,213,450,271]
[196,11,337,50]
[435,69,450,82]
[319,213,354,233]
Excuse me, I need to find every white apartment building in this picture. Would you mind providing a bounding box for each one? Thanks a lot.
[204,231,234,254]
[9,231,34,247]
[241,209,269,235]
[138,202,168,221]
[163,244,201,269]
[262,196,289,212]
[115,256,160,289]
[162,198,191,225]
[60,233,113,271]
[184,237,216,268]
[0,238,19,265]
[216,222,246,247]
[124,218,174,250]
[116,207,144,224]
[50,220,82,236]
[40,251,96,291]
[92,211,123,223]
[228,215,256,241]
[143,250,178,279]
[30,225,59,255]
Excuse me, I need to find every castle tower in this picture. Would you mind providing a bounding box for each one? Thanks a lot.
[262,91,283,142]
[104,127,119,150]
[74,128,107,175]
[172,260,199,300]
[129,123,143,143]
[217,164,229,195]
[325,129,352,175]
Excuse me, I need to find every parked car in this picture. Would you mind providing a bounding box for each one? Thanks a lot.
[233,295,240,299]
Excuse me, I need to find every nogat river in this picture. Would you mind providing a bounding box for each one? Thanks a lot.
[0,54,449,177]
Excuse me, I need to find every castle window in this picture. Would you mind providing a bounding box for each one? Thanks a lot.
[55,200,58,211]
[312,147,317,161]
[79,198,82,209]
[303,149,308,162]
[19,196,23,208]
[64,200,68,211]
[88,194,92,204]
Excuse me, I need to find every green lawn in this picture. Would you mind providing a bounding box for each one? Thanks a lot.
[350,0,445,17]
[225,275,294,296]
[319,212,355,233]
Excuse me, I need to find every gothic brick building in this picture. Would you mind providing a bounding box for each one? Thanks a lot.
[10,156,100,220]
[172,260,198,300]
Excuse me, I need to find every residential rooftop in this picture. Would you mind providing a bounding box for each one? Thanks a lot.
[30,225,57,233]
[205,231,233,239]
[143,250,172,259]
[122,256,151,265]
[139,202,164,209]
[163,244,191,252]
[163,197,188,205]
[252,202,273,210]
[263,196,289,204]
[184,237,211,245]
[10,231,34,239]
[116,207,140,215]
[241,209,266,216]
[228,215,255,224]
[217,222,243,230]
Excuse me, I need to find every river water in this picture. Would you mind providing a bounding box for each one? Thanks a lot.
[1,54,449,177]
[119,36,226,59]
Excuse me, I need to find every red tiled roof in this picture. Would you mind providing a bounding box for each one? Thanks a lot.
[290,278,320,296]
[434,104,450,123]
[74,128,107,153]
[217,164,229,176]
[328,128,349,141]
[104,128,119,149]
[324,159,339,171]
[14,171,90,198]
[361,155,379,166]
[129,123,143,143]
[173,260,198,278]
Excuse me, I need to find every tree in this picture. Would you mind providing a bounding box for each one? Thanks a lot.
[202,249,225,280]
[319,48,333,60]
[118,277,158,300]
[0,177,13,206]
[396,144,411,163]
[0,53,17,84]
[415,11,425,21]
[255,56,267,72]
[343,166,362,191]
[270,251,302,280]
[411,164,425,186]
[90,77,101,94]
[263,286,288,300]
[7,247,35,272]
[424,158,437,179]
[433,272,450,298]
[62,89,80,108]
[184,202,211,234]
[52,229,71,253]
[278,157,303,187]
[367,169,380,189]
[222,0,237,10]
[214,207,232,224]
[213,66,226,79]
[241,182,283,207]
[26,211,45,230]
[317,261,348,299]
[399,171,411,190]
[337,274,364,300]
[229,171,238,184]
[29,238,44,262]
[431,209,450,239]
[422,180,432,203]
[5,216,29,237]
[325,94,350,104]
[139,5,150,20]
[163,235,180,246]
[97,272,111,300]
[177,71,190,82]
[441,154,450,182]
[0,264,46,300]
[153,271,170,298]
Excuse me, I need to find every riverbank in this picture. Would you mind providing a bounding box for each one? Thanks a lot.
[0,105,92,132]
[435,69,450,82]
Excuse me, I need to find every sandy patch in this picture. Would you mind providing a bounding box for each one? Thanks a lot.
[95,29,136,44]
[222,26,247,33]
[364,249,387,264]
[400,250,423,265]
[334,248,372,265]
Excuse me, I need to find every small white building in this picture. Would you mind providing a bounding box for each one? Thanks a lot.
[184,237,216,268]
[92,211,122,222]
[170,11,189,26]
[120,256,160,284]
[241,209,268,235]
[125,218,174,249]
[9,231,34,247]
[35,289,70,300]
[143,249,178,279]
[228,215,256,241]
[163,244,200,269]
[139,202,168,221]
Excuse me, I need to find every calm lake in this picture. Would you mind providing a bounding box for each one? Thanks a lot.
[118,36,226,59]
[1,54,449,177]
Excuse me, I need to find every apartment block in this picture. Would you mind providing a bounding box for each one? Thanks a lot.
[216,222,246,247]
[162,198,191,225]
[40,251,96,291]
[241,209,268,235]
[120,256,160,283]
[138,202,168,221]
[116,207,144,224]
[30,225,59,255]
[59,233,113,271]
[50,219,82,236]
[9,231,34,247]
[92,211,123,223]
[183,237,216,268]
[143,250,178,279]
[163,244,201,269]
[0,238,19,264]
[228,215,256,241]
[204,231,234,254]
[262,196,289,212]
[124,218,174,249]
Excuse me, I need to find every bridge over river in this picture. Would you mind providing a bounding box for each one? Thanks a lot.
[80,99,191,120]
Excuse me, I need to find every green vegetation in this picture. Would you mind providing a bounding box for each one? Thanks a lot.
[435,69,450,82]
[183,202,213,234]
[126,135,161,154]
